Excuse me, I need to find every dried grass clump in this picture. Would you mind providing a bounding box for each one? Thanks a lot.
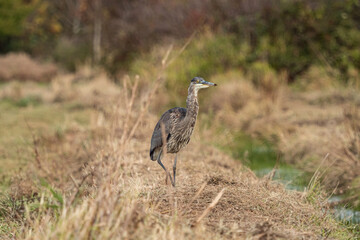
[277,101,360,194]
[296,66,342,91]
[324,106,360,197]
[203,69,292,136]
[208,79,257,113]
[0,53,57,82]
[247,62,286,96]
[0,68,122,106]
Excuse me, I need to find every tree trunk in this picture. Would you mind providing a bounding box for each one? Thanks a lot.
[93,0,102,64]
[73,0,81,34]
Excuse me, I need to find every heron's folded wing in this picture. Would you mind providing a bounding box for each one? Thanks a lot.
[150,111,171,151]
[149,107,186,160]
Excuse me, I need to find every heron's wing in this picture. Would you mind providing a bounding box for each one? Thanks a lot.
[150,107,186,160]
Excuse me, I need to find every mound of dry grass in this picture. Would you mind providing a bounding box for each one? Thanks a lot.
[0,53,57,82]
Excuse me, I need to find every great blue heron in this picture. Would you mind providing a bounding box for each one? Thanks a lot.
[150,77,217,186]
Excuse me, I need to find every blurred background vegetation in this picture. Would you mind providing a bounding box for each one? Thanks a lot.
[0,0,359,81]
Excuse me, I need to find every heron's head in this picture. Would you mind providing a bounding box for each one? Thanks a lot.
[190,77,217,90]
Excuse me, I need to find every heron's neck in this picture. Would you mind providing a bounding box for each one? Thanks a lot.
[185,85,199,123]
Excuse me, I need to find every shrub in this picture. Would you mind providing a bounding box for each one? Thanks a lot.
[0,0,34,52]
[207,71,257,113]
[53,38,91,72]
[247,61,282,94]
[231,0,360,82]
[0,53,57,82]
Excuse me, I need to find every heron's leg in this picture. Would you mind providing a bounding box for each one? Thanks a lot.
[173,154,178,187]
[157,148,174,186]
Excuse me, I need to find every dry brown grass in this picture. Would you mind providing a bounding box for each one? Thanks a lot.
[0,41,356,239]
[276,93,360,195]
[0,65,120,105]
[0,53,57,82]
[207,70,360,206]
[0,71,354,239]
[208,78,257,113]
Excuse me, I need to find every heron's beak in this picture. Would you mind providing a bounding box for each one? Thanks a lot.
[200,80,217,87]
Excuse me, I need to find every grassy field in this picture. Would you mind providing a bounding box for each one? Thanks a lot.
[1,0,360,238]
[0,63,359,239]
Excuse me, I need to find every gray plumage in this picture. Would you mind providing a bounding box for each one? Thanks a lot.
[149,77,216,187]
[150,107,189,160]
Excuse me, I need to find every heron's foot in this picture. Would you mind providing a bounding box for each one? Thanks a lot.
[170,176,175,187]
[169,172,175,187]
[156,153,175,187]
[164,171,175,187]
[173,168,176,187]
[172,154,177,187]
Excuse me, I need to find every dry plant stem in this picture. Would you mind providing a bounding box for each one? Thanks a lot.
[190,181,207,205]
[195,188,226,225]
[69,174,79,188]
[68,172,92,206]
[165,30,197,68]
[120,76,139,145]
[25,120,51,177]
[181,181,207,216]
[308,153,329,188]
[124,73,164,145]
[160,122,174,186]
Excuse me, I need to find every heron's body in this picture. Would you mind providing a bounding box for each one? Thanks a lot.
[150,107,189,159]
[150,87,199,160]
[149,77,216,186]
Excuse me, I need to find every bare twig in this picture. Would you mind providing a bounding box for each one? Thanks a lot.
[120,76,139,145]
[70,174,79,188]
[165,31,197,68]
[194,188,226,225]
[162,44,173,67]
[160,122,173,185]
[181,181,207,216]
[25,120,51,176]
[68,172,93,206]
[189,181,207,206]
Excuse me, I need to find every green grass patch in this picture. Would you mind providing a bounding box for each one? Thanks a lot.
[1,96,42,108]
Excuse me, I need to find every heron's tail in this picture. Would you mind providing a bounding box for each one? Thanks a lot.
[150,147,161,161]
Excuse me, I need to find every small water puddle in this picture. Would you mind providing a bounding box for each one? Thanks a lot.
[328,196,360,224]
